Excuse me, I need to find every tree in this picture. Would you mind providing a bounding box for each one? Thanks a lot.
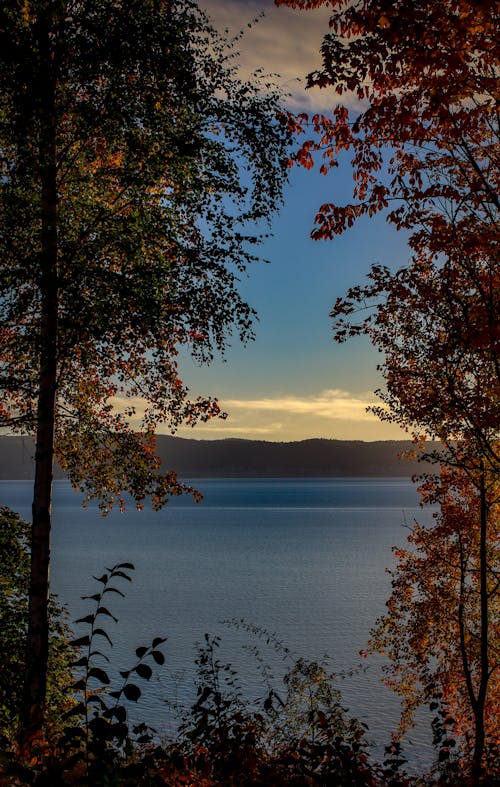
[368,466,500,774]
[274,0,499,475]
[333,255,500,779]
[275,0,499,777]
[328,230,500,779]
[331,254,500,473]
[0,0,290,743]
[330,251,500,777]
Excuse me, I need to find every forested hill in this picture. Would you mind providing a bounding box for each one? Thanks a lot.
[0,435,436,479]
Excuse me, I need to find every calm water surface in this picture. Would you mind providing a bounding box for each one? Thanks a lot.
[1,478,435,770]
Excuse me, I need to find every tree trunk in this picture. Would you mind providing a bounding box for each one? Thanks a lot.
[20,8,59,747]
[471,468,489,782]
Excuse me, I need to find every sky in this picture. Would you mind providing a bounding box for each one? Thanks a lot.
[171,0,412,442]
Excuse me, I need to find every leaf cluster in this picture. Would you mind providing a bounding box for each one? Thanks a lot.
[331,254,500,475]
[276,0,498,252]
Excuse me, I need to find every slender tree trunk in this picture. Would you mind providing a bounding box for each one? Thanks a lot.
[471,468,489,782]
[458,530,475,715]
[20,9,59,747]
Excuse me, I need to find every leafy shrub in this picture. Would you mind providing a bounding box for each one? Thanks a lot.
[0,507,74,744]
[4,557,498,785]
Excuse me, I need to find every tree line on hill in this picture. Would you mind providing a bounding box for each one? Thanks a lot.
[0,435,436,480]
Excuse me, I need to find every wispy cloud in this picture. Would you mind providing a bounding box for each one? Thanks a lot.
[223,389,382,422]
[179,422,285,436]
[108,389,405,441]
[200,0,354,112]
[111,390,380,423]
[108,395,149,421]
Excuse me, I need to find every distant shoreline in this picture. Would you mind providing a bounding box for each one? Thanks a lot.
[0,435,436,480]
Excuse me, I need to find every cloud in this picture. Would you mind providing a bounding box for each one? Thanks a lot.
[111,389,381,423]
[178,422,285,436]
[108,389,406,442]
[108,395,149,421]
[223,389,382,422]
[199,0,349,111]
[179,388,404,440]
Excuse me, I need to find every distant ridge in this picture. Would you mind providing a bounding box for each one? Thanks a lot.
[0,435,434,480]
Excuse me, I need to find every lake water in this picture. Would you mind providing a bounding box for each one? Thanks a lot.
[1,477,436,771]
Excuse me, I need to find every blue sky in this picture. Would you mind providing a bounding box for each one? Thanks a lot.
[172,0,412,441]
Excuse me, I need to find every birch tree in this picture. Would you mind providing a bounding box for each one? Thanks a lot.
[0,0,290,743]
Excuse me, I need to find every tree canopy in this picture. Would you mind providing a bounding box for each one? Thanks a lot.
[276,0,498,248]
[0,0,291,740]
[331,254,500,474]
[275,0,499,471]
[0,0,291,508]
[276,0,499,777]
[369,466,500,769]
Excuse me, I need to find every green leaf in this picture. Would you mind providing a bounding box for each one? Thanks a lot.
[89,649,110,662]
[63,702,86,720]
[102,587,125,597]
[111,570,132,581]
[89,716,114,740]
[75,614,95,625]
[70,635,91,647]
[108,706,127,723]
[112,721,129,742]
[87,694,108,709]
[123,683,141,702]
[93,628,113,646]
[151,650,165,665]
[71,656,88,668]
[96,606,118,622]
[88,667,110,685]
[134,663,152,680]
[135,646,148,658]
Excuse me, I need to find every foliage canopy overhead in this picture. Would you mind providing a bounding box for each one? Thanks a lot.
[0,0,291,509]
[276,0,498,251]
[276,0,499,776]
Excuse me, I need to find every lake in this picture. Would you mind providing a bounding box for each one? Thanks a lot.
[1,477,435,771]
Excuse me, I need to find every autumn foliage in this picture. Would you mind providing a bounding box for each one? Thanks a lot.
[1,0,291,509]
[331,255,500,472]
[275,0,498,246]
[276,0,499,779]
[369,467,500,763]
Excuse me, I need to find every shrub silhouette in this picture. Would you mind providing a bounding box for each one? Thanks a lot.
[3,560,499,785]
[0,507,73,745]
